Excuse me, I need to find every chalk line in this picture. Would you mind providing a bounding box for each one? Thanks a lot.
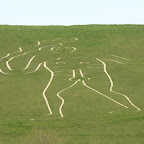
[82,80,128,109]
[13,47,22,53]
[69,70,75,81]
[23,55,36,70]
[56,62,65,64]
[42,62,54,115]
[19,47,22,52]
[6,60,12,70]
[57,81,78,117]
[5,46,43,71]
[79,69,84,77]
[70,47,76,53]
[80,69,90,80]
[0,48,22,71]
[0,69,9,75]
[109,59,122,64]
[0,53,10,61]
[6,52,28,70]
[50,47,55,51]
[24,63,43,74]
[39,47,45,50]
[96,58,140,111]
[51,47,76,53]
[38,41,40,46]
[50,47,60,53]
[80,62,89,64]
[110,55,130,60]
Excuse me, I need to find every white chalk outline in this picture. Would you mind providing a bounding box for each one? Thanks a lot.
[1,37,141,118]
[0,68,9,74]
[108,59,122,64]
[23,55,36,70]
[0,53,10,61]
[50,47,55,51]
[79,69,84,77]
[82,80,128,109]
[110,55,130,60]
[39,46,46,50]
[0,48,22,74]
[59,43,63,45]
[6,52,28,70]
[13,47,22,53]
[96,58,140,111]
[24,62,43,74]
[70,47,76,53]
[80,61,89,64]
[50,47,60,53]
[0,38,78,117]
[69,69,75,81]
[5,46,45,71]
[57,81,78,117]
[38,41,40,46]
[1,47,22,60]
[51,47,76,53]
[56,62,65,64]
[42,62,54,115]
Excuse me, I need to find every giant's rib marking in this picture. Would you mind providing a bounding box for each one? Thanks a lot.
[42,62,54,115]
[23,55,36,70]
[96,58,140,111]
[57,81,78,117]
[82,81,128,109]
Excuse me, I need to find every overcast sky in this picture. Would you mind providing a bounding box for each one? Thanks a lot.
[1,0,144,25]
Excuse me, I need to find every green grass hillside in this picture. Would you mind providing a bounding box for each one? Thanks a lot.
[0,25,144,144]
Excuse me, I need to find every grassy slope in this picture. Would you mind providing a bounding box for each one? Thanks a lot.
[0,25,144,144]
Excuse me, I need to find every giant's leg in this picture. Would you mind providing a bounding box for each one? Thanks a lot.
[96,58,140,111]
[78,67,136,113]
[82,80,128,109]
[42,68,79,118]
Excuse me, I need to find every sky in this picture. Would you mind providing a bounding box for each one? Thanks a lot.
[1,0,144,25]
